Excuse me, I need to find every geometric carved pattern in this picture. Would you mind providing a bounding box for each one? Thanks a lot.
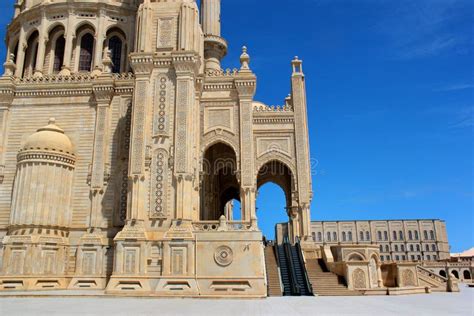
[352,268,366,289]
[154,76,168,136]
[256,137,291,157]
[157,17,176,49]
[402,269,416,287]
[205,108,233,133]
[116,103,132,226]
[214,245,233,267]
[131,81,146,174]
[150,149,168,219]
[175,80,188,173]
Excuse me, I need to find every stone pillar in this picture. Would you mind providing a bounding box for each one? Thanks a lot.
[14,25,26,77]
[92,9,106,76]
[172,52,198,221]
[34,10,48,77]
[61,9,76,75]
[89,79,114,229]
[235,48,256,222]
[291,57,312,239]
[127,54,154,222]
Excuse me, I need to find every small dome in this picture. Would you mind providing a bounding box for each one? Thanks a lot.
[22,118,75,155]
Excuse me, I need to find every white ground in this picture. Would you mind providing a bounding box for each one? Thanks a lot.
[0,285,472,316]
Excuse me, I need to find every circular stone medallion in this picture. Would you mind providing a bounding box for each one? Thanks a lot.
[214,246,233,267]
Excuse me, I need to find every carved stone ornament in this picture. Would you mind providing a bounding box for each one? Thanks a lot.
[214,245,233,267]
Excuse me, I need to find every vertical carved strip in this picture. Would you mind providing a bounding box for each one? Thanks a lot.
[131,81,147,175]
[150,149,168,219]
[175,80,188,173]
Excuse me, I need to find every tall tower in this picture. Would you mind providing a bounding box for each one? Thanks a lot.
[201,0,227,71]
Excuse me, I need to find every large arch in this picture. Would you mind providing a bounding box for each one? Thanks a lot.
[451,270,459,279]
[439,270,447,278]
[256,160,296,241]
[200,142,240,221]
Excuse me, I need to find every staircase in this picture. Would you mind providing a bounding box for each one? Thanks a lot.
[264,246,282,296]
[417,265,448,292]
[306,259,362,296]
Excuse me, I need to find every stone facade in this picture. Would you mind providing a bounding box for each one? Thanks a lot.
[0,0,313,297]
[277,220,450,262]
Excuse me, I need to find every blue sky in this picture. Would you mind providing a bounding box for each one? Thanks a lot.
[1,1,472,252]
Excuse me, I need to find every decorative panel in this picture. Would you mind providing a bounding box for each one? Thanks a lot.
[256,137,291,157]
[204,108,233,134]
[157,17,177,50]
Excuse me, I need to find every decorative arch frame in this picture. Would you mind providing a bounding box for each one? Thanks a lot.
[46,25,66,74]
[347,252,366,262]
[104,27,128,73]
[73,23,97,73]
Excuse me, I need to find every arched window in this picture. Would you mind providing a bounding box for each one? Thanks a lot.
[379,245,383,252]
[79,33,94,72]
[53,36,65,73]
[385,245,389,252]
[439,270,446,278]
[384,231,388,240]
[424,230,428,240]
[342,232,346,242]
[393,231,397,240]
[417,255,421,260]
[399,231,403,240]
[408,230,413,240]
[395,255,400,261]
[327,232,331,241]
[360,231,364,241]
[377,231,382,240]
[432,244,436,252]
[463,270,471,280]
[317,232,322,242]
[452,270,459,279]
[410,245,414,252]
[395,245,399,252]
[333,232,337,241]
[416,244,420,251]
[402,255,406,260]
[425,244,429,252]
[108,36,123,73]
[348,231,352,241]
[430,230,435,240]
[414,231,419,240]
[312,232,316,241]
[401,244,405,251]
[366,231,370,240]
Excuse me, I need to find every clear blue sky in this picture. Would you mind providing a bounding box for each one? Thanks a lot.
[1,1,472,252]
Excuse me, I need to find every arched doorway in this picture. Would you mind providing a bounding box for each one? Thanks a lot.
[463,270,471,280]
[200,143,240,220]
[256,160,294,241]
[439,270,446,278]
[451,270,459,279]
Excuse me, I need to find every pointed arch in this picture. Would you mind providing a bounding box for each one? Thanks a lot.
[105,27,127,73]
[22,30,39,77]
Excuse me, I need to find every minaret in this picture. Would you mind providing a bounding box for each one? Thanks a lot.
[201,0,227,71]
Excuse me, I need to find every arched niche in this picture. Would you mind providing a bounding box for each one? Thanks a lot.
[200,142,240,221]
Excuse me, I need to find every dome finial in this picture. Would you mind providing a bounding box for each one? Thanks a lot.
[48,117,56,125]
[240,46,250,71]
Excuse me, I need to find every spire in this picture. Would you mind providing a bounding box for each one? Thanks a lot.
[201,0,227,72]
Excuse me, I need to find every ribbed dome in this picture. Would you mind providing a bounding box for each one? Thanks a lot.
[22,118,75,155]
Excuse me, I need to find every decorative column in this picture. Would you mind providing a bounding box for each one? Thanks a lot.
[92,9,106,76]
[235,47,257,222]
[89,78,114,229]
[172,52,199,221]
[14,25,26,77]
[33,9,48,77]
[290,57,312,239]
[61,9,76,75]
